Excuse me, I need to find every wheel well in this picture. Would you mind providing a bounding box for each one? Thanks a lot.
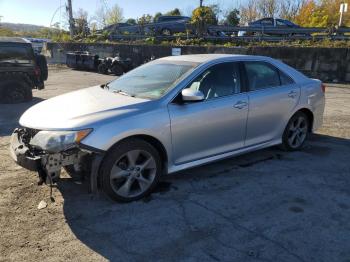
[297,108,314,132]
[110,135,168,168]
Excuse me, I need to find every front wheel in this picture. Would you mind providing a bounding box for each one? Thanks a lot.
[100,139,162,202]
[281,112,309,151]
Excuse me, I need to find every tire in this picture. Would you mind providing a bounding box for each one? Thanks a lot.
[110,64,124,76]
[35,54,48,81]
[161,28,172,36]
[281,112,309,151]
[100,138,162,202]
[98,63,108,74]
[0,74,33,104]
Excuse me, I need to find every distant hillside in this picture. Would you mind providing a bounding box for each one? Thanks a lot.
[0,22,50,32]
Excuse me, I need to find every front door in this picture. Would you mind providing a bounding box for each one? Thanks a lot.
[168,62,249,165]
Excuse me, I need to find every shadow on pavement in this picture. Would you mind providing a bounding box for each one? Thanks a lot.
[59,133,350,261]
[0,97,44,137]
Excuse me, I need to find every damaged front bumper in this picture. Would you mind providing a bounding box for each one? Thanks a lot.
[9,128,104,192]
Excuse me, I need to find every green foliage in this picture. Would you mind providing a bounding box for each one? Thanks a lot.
[153,12,162,22]
[165,8,181,16]
[137,14,153,25]
[191,6,217,25]
[105,4,124,25]
[0,27,16,37]
[225,9,240,26]
[126,18,137,25]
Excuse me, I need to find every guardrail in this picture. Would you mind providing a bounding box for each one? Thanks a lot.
[108,23,350,42]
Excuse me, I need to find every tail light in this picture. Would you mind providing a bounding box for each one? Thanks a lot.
[321,83,326,93]
[34,67,40,77]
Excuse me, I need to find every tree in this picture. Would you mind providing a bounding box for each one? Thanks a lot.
[74,8,90,36]
[279,0,304,21]
[240,0,260,24]
[105,4,124,25]
[209,4,221,24]
[165,8,181,16]
[94,5,108,28]
[126,18,137,25]
[257,0,280,18]
[154,12,162,22]
[137,14,153,25]
[225,9,240,26]
[192,6,217,35]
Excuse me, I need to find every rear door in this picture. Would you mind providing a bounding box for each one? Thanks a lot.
[168,62,248,165]
[243,61,300,146]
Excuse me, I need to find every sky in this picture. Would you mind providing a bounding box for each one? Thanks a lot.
[0,0,240,27]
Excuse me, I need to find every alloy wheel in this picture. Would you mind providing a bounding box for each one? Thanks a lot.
[110,149,157,198]
[287,116,308,149]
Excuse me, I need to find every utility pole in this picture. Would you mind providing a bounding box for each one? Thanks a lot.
[200,0,204,7]
[67,0,75,38]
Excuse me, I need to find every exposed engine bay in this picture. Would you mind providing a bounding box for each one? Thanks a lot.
[10,128,91,185]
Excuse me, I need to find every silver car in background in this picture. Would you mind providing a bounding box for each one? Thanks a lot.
[10,54,325,202]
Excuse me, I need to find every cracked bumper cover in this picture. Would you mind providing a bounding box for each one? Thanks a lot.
[9,131,41,171]
[9,129,105,193]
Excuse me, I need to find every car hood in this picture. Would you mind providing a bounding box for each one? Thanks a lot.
[19,86,150,130]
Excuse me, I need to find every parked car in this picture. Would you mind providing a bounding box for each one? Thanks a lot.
[10,54,325,202]
[150,16,191,35]
[239,18,302,36]
[0,37,48,104]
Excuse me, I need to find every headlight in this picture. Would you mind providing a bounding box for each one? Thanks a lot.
[30,129,92,153]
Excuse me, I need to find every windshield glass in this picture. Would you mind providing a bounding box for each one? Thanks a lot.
[0,46,33,63]
[106,61,196,99]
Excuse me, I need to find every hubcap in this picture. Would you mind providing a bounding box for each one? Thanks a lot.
[110,150,157,198]
[288,116,307,148]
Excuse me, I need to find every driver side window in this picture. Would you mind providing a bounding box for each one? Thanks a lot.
[188,62,241,100]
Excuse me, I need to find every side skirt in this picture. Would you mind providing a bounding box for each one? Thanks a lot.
[167,139,281,174]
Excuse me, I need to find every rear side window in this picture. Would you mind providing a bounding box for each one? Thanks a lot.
[244,61,280,91]
[244,61,295,91]
[0,46,33,63]
[279,70,295,85]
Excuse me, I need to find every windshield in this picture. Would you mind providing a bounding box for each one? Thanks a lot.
[106,61,196,99]
[0,46,33,63]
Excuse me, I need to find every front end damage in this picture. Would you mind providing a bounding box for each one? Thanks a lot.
[9,128,103,192]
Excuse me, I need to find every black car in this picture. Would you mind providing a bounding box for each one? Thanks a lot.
[245,18,301,36]
[151,16,191,35]
[0,37,48,103]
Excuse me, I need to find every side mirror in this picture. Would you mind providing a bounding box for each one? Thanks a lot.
[181,88,205,102]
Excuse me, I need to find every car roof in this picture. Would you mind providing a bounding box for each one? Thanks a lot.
[0,37,31,44]
[158,54,309,82]
[159,54,253,63]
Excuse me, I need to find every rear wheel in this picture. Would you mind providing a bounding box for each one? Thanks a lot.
[100,139,162,202]
[110,64,124,76]
[98,63,108,74]
[281,112,309,151]
[0,75,33,104]
[161,28,172,36]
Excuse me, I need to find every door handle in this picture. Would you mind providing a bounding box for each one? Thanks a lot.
[233,101,247,109]
[288,90,298,98]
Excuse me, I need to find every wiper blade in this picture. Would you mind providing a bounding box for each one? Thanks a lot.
[113,90,135,97]
[101,83,109,90]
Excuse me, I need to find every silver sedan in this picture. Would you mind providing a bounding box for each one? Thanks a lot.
[10,54,325,202]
